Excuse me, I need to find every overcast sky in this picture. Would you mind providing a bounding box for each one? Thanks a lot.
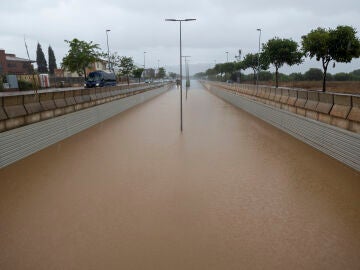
[1,0,359,75]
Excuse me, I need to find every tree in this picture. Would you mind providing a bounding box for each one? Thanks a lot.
[61,38,101,79]
[118,56,135,85]
[146,68,156,79]
[205,68,218,81]
[259,71,273,81]
[262,37,303,87]
[102,51,121,71]
[302,26,360,91]
[169,72,177,79]
[214,64,225,79]
[48,46,57,75]
[157,67,166,78]
[36,43,48,73]
[289,72,304,81]
[241,53,269,84]
[194,72,206,79]
[133,67,144,83]
[333,72,351,81]
[304,68,323,81]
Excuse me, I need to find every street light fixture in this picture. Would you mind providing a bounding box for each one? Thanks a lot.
[106,29,111,71]
[256,28,262,89]
[165,18,196,132]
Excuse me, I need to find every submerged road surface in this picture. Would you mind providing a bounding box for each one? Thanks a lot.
[0,82,359,270]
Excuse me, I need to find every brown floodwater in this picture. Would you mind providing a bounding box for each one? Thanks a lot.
[0,82,359,270]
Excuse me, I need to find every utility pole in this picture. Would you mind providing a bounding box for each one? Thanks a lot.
[256,28,262,89]
[106,29,111,70]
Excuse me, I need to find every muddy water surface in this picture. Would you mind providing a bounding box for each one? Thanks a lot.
[0,82,359,269]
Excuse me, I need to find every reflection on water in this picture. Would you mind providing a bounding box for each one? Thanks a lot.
[0,83,359,269]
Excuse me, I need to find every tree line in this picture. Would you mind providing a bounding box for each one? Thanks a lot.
[196,25,360,92]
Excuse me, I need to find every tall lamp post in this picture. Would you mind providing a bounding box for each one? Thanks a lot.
[235,49,242,83]
[106,29,111,70]
[143,51,147,80]
[165,18,196,132]
[256,28,262,88]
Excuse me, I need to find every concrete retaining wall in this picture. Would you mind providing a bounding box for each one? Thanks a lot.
[0,85,172,168]
[0,83,169,132]
[206,82,360,134]
[202,82,360,172]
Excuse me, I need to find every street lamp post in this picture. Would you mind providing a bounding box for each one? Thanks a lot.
[165,18,196,132]
[256,28,262,89]
[106,29,111,71]
[143,51,147,80]
[235,49,242,83]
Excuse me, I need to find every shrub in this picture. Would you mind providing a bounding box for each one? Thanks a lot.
[18,80,34,91]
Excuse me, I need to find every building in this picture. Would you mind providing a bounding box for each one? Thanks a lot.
[0,49,34,75]
[86,59,108,75]
[56,59,109,78]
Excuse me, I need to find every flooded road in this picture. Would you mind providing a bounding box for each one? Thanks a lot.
[0,82,359,270]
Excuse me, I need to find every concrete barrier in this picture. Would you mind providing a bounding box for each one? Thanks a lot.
[287,89,298,106]
[316,92,334,114]
[80,89,91,103]
[295,90,308,116]
[62,91,73,105]
[264,87,271,99]
[295,90,307,108]
[0,98,8,124]
[40,92,56,111]
[3,96,27,118]
[274,88,282,102]
[89,88,97,100]
[304,91,319,120]
[269,88,276,100]
[0,84,172,168]
[330,95,352,129]
[348,96,360,133]
[0,83,172,133]
[24,94,43,114]
[202,81,360,172]
[201,81,359,135]
[279,89,289,104]
[330,95,352,119]
[53,92,67,108]
[73,89,85,104]
[348,96,360,122]
[0,107,7,120]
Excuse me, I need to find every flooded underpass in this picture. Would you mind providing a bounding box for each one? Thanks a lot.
[0,82,359,270]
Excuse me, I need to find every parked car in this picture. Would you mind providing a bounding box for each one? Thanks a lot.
[84,71,116,88]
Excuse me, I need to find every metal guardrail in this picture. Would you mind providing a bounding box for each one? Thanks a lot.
[204,83,360,172]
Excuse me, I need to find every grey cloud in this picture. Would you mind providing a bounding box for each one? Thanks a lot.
[0,0,359,72]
